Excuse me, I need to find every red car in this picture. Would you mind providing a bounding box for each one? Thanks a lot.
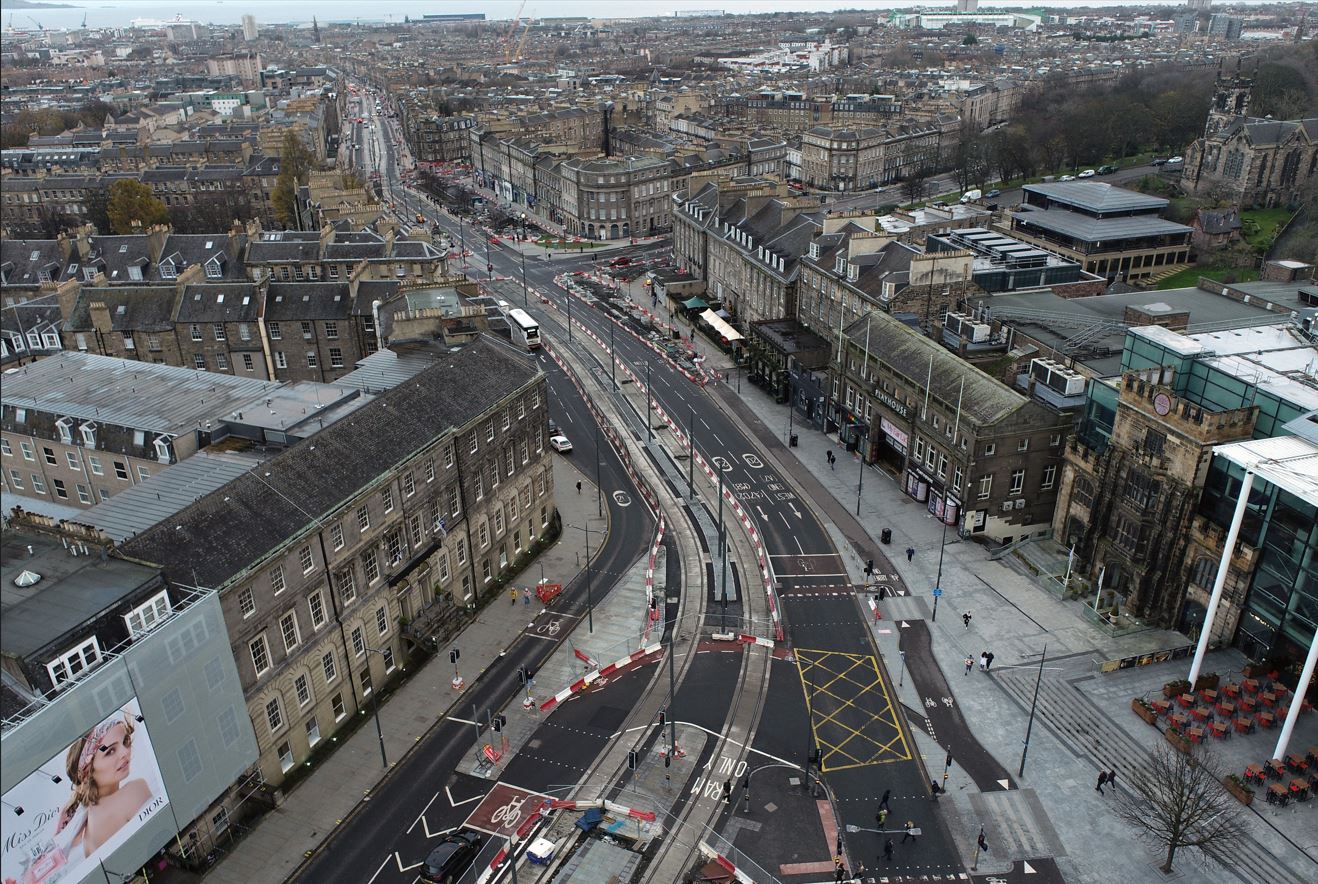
[609,256,632,267]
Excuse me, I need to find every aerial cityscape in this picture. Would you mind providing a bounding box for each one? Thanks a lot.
[1,3,1316,884]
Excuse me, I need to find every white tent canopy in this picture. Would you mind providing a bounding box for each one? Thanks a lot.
[698,309,743,342]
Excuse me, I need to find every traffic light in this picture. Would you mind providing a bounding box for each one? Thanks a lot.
[657,710,666,728]
[628,750,638,771]
[809,747,821,768]
[492,714,507,733]
[664,753,671,768]
[487,263,494,274]
[449,649,460,664]
[517,666,528,685]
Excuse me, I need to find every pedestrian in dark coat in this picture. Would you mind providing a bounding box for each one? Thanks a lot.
[1106,769,1117,791]
[901,821,916,843]
[985,651,995,671]
[962,611,972,629]
[1096,770,1108,794]
[883,839,895,862]
[906,547,915,562]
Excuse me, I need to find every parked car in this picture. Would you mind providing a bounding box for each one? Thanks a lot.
[419,831,483,884]
[1150,158,1168,167]
[1078,169,1096,178]
[609,256,632,267]
[548,418,559,434]
[985,188,1001,198]
[1059,175,1076,182]
[549,434,573,453]
[1097,165,1118,175]
[1167,156,1184,165]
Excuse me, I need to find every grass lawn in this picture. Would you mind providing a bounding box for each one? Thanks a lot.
[1156,266,1260,290]
[535,237,606,250]
[1240,208,1295,251]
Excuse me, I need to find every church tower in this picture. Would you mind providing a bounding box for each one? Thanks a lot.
[1204,69,1252,137]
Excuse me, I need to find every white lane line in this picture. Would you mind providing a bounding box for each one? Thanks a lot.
[675,721,796,766]
[713,434,726,446]
[780,512,792,530]
[366,855,391,884]
[701,419,712,430]
[408,791,442,834]
[794,537,805,554]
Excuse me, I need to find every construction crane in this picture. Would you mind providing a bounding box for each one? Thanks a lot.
[499,0,526,62]
[510,19,532,63]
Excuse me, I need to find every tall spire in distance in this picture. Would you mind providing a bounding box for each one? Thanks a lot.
[313,16,320,44]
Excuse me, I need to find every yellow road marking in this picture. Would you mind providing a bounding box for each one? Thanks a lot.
[794,648,912,771]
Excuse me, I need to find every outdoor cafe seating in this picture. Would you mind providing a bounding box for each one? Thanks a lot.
[1234,716,1256,735]
[1244,763,1266,785]
[1222,682,1241,699]
[1187,725,1206,744]
[1285,753,1309,774]
[1288,778,1310,802]
[1242,678,1261,694]
[1150,698,1171,716]
[1178,692,1196,709]
[1191,705,1213,723]
[1199,687,1218,704]
[1209,721,1230,740]
[1266,783,1290,806]
[1258,710,1277,729]
[1266,759,1287,780]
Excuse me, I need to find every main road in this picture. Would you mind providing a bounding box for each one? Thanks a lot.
[349,90,994,879]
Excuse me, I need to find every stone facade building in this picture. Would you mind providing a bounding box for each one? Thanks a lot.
[799,124,940,191]
[1181,74,1318,209]
[119,339,553,785]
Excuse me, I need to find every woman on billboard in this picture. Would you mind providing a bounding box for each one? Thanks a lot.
[53,713,154,858]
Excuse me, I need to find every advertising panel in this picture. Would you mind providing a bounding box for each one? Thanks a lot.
[3,699,170,884]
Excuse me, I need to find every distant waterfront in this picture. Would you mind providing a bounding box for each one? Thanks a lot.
[8,0,1294,31]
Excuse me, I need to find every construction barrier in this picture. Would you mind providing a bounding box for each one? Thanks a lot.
[549,798,657,823]
[539,642,662,713]
[696,843,756,884]
[642,515,666,642]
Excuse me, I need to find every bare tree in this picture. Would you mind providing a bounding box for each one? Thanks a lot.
[901,169,930,205]
[1115,744,1246,875]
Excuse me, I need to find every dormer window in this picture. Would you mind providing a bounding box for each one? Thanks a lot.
[80,422,97,447]
[127,265,143,281]
[205,257,223,279]
[159,259,177,279]
[56,417,73,444]
[83,267,97,281]
[809,242,820,259]
[834,255,846,275]
[153,435,173,463]
[847,263,859,282]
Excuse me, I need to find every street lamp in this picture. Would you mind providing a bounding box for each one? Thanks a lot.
[363,646,392,768]
[1019,644,1049,778]
[565,521,603,633]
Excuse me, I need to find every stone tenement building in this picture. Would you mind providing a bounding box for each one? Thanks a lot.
[1052,322,1318,640]
[1181,74,1318,209]
[120,339,554,785]
[798,124,941,191]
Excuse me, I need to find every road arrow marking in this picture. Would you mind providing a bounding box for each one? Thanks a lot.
[756,505,769,521]
[395,853,423,873]
[1024,860,1037,874]
[422,818,458,840]
[789,503,801,518]
[446,785,485,807]
[899,621,911,628]
[998,778,1011,790]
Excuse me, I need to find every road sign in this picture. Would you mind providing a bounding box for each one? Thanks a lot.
[933,587,943,598]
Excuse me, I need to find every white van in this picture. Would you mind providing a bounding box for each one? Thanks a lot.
[960,189,982,204]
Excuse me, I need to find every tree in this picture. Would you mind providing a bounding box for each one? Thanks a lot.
[271,131,317,229]
[106,179,169,234]
[901,168,930,204]
[1114,744,1246,874]
[962,34,978,46]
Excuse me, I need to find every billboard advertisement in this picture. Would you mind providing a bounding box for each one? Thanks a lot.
[3,699,170,884]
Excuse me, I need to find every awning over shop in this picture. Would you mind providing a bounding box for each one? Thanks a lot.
[682,296,709,310]
[698,309,744,342]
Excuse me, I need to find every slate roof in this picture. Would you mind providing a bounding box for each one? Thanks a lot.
[119,338,541,588]
[0,239,68,288]
[265,282,354,319]
[176,284,261,322]
[1195,209,1242,236]
[1012,207,1192,243]
[842,312,1024,426]
[65,287,178,332]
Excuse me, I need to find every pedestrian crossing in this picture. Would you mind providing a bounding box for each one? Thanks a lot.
[968,789,1065,863]
[992,668,1310,884]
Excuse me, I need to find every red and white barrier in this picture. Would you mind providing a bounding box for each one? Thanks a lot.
[539,642,662,713]
[697,843,756,884]
[642,515,666,642]
[549,798,657,823]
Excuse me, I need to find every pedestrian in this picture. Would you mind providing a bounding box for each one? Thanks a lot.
[979,652,988,672]
[905,546,915,562]
[901,821,916,844]
[879,789,891,812]
[985,651,995,671]
[523,588,531,605]
[1095,770,1107,794]
[882,839,895,862]
[962,611,973,629]
[576,480,582,494]
[1106,769,1117,791]
[877,807,889,827]
[964,656,974,675]
[510,588,518,606]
